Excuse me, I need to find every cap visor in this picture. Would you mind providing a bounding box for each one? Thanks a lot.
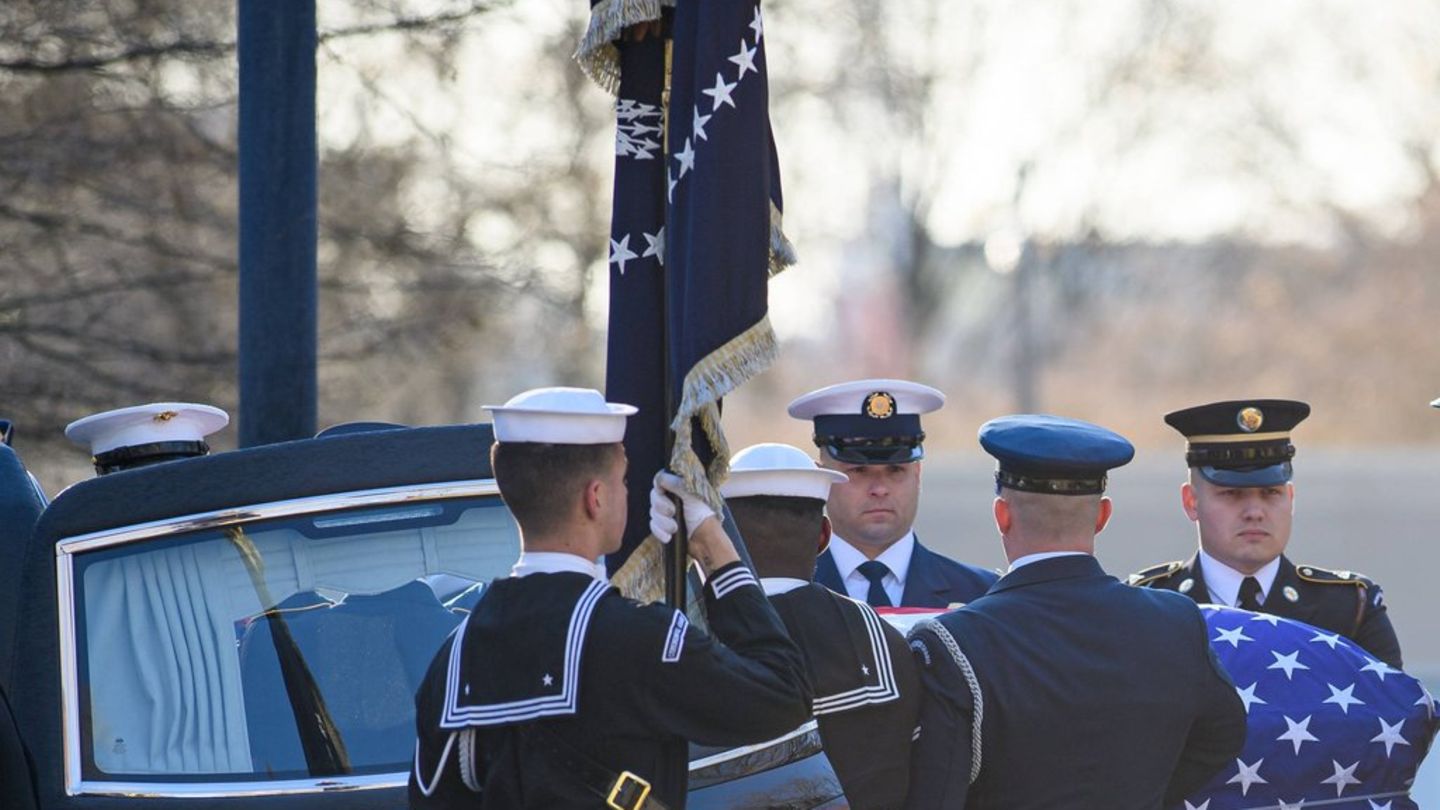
[1197,463,1291,487]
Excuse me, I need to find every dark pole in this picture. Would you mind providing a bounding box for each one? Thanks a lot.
[238,0,318,448]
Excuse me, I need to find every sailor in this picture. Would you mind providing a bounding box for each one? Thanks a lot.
[65,402,228,475]
[720,443,921,809]
[409,387,811,809]
[1129,399,1403,669]
[906,415,1246,809]
[788,379,997,607]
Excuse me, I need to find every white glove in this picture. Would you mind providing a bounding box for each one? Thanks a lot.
[648,470,717,544]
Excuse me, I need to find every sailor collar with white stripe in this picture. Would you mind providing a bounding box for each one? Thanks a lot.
[511,551,607,581]
[810,598,902,716]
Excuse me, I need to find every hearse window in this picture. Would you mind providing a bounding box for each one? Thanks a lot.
[70,493,518,783]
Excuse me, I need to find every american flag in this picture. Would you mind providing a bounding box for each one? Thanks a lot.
[1178,605,1437,809]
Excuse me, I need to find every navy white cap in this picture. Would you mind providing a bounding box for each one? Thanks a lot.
[66,402,229,475]
[787,379,944,465]
[1164,399,1309,487]
[484,387,637,445]
[979,414,1134,495]
[719,443,848,501]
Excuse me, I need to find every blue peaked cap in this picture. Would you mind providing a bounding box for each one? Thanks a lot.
[978,414,1135,495]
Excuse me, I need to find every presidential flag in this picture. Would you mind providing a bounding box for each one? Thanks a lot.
[1178,606,1437,810]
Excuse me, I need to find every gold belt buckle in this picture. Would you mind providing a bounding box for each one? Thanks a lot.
[606,770,652,810]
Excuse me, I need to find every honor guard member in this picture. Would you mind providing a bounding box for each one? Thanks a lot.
[410,388,811,809]
[718,443,921,810]
[65,402,229,475]
[906,415,1246,809]
[1130,399,1404,669]
[788,380,998,607]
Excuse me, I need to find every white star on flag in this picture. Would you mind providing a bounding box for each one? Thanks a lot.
[749,6,764,41]
[1227,757,1266,796]
[1267,650,1309,680]
[1369,717,1410,756]
[1214,626,1253,647]
[693,107,712,142]
[1323,682,1365,714]
[1277,800,1304,810]
[1184,801,1209,810]
[1360,660,1396,681]
[674,138,696,178]
[1320,760,1360,796]
[1249,613,1282,626]
[1236,683,1267,713]
[1277,715,1318,754]
[702,72,738,111]
[609,234,638,275]
[642,228,665,266]
[729,39,759,79]
[1369,801,1393,809]
[1309,631,1342,649]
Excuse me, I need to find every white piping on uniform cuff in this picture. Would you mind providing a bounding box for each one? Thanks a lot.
[710,566,759,598]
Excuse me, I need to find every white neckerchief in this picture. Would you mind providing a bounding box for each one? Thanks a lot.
[760,577,809,596]
[1198,549,1280,608]
[829,532,915,605]
[1007,550,1089,573]
[511,551,606,581]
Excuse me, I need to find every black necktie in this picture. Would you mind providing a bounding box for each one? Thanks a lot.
[857,560,893,608]
[1238,576,1263,611]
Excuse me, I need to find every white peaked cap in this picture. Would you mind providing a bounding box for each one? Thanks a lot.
[786,378,945,420]
[65,403,230,455]
[720,443,848,500]
[484,387,637,445]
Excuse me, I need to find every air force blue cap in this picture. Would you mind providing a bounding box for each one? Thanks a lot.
[979,414,1134,495]
[1164,399,1309,487]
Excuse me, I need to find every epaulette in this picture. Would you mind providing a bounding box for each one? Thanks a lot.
[1295,564,1374,588]
[1127,560,1183,587]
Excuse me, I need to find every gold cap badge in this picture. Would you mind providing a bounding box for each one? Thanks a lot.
[863,391,896,419]
[1236,407,1264,433]
[153,410,179,423]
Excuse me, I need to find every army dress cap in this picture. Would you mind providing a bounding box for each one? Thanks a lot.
[1164,399,1309,487]
[484,387,637,445]
[787,379,944,465]
[979,414,1135,495]
[66,402,228,475]
[719,442,848,501]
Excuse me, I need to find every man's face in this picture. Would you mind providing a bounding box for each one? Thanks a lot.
[818,451,922,554]
[598,447,629,555]
[1183,475,1294,575]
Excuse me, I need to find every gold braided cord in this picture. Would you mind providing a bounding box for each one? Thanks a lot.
[572,0,664,95]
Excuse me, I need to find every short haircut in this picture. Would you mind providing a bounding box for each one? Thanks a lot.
[491,441,620,535]
[727,495,827,578]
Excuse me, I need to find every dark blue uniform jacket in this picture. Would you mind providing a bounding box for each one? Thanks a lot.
[815,538,997,608]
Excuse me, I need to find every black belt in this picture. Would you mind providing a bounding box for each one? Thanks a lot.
[520,724,670,810]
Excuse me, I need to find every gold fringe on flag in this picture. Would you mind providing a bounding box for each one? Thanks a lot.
[573,0,664,95]
[769,201,798,277]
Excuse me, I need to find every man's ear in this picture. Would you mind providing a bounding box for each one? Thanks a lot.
[1095,496,1114,534]
[582,478,604,522]
[993,496,1012,535]
[1180,482,1199,522]
[817,515,832,556]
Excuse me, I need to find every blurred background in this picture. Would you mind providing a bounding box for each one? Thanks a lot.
[2,0,1437,794]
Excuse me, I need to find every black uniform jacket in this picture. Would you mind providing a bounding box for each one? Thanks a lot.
[1130,553,1403,670]
[815,538,998,608]
[769,584,921,810]
[905,555,1246,810]
[409,562,811,809]
[0,685,36,810]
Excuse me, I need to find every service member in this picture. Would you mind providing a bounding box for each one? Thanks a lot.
[1131,399,1403,669]
[718,443,921,809]
[410,387,812,809]
[906,415,1246,809]
[788,379,997,607]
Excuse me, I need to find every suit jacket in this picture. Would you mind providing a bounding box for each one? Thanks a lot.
[0,686,36,810]
[905,555,1246,810]
[1130,553,1403,669]
[815,537,998,608]
[770,584,921,810]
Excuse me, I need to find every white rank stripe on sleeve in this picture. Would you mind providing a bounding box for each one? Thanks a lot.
[811,600,900,715]
[710,566,759,598]
[440,579,609,728]
[662,610,689,663]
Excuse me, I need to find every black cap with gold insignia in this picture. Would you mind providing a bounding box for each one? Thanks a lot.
[787,379,944,465]
[1164,399,1310,487]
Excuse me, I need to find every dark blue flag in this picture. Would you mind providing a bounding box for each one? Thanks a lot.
[1177,606,1437,810]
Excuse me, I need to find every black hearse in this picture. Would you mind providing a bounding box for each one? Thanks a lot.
[0,424,843,809]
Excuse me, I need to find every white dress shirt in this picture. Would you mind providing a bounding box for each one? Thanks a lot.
[828,532,915,605]
[760,577,809,597]
[1197,549,1280,608]
[1006,550,1090,573]
[511,551,607,581]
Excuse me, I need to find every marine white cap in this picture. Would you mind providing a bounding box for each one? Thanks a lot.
[65,402,230,456]
[484,387,637,445]
[720,443,848,501]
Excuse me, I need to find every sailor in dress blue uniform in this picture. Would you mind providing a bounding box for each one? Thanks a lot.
[788,380,997,607]
[409,388,811,809]
[905,415,1246,809]
[721,443,921,809]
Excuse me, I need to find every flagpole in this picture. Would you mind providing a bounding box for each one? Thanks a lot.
[661,33,689,613]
